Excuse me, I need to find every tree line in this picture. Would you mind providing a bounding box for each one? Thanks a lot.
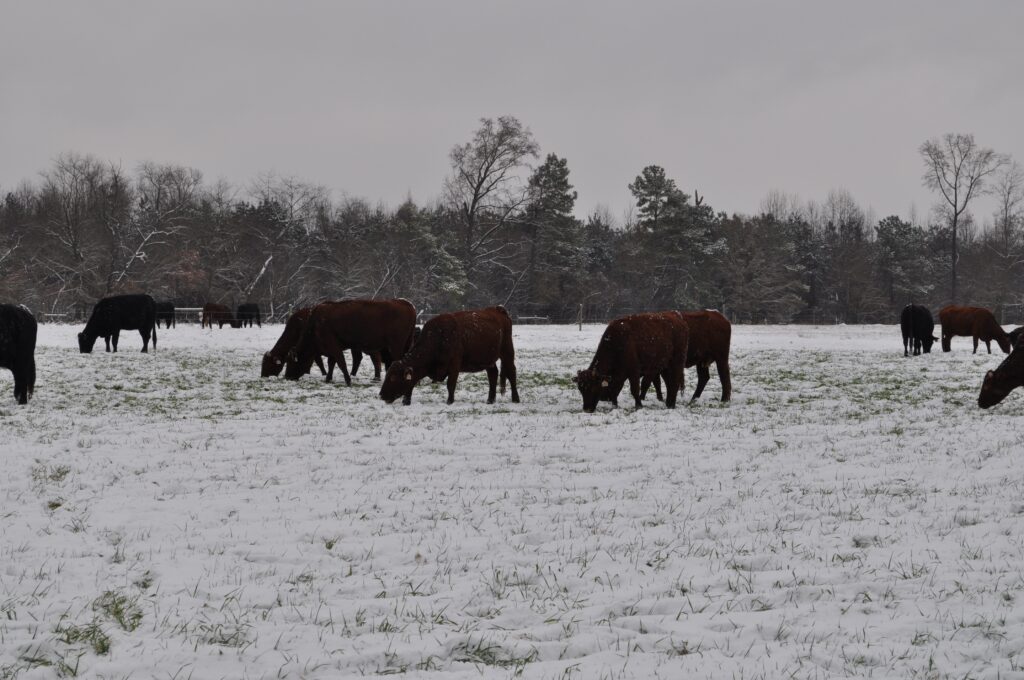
[0,118,1020,324]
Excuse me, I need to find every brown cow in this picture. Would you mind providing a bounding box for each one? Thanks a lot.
[574,312,689,413]
[285,299,416,385]
[978,335,1024,408]
[939,305,1010,354]
[638,310,732,403]
[379,306,519,405]
[262,307,382,379]
[202,303,241,329]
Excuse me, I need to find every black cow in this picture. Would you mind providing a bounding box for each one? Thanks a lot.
[901,304,937,356]
[78,294,157,353]
[0,304,37,404]
[155,301,176,328]
[237,303,261,328]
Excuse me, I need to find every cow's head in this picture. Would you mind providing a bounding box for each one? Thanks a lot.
[978,344,1024,409]
[922,335,937,354]
[573,369,609,413]
[77,331,96,354]
[261,351,285,378]
[380,361,415,404]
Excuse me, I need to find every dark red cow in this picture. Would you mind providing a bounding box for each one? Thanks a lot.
[575,311,689,412]
[979,335,1024,408]
[638,309,732,403]
[262,307,381,379]
[939,305,1010,354]
[379,306,519,405]
[286,299,416,385]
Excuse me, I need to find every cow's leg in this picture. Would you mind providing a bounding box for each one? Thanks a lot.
[13,366,28,405]
[973,336,979,354]
[369,352,382,381]
[986,340,992,354]
[338,356,352,386]
[140,329,150,353]
[628,373,643,409]
[662,369,679,409]
[351,349,363,376]
[904,336,909,357]
[717,359,731,402]
[486,365,498,404]
[112,331,120,353]
[504,359,519,402]
[104,335,111,352]
[691,363,711,401]
[653,376,664,401]
[446,369,460,404]
[314,356,327,376]
[942,333,951,352]
[325,357,335,382]
[640,376,652,400]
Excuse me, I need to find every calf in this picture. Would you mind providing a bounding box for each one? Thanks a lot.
[155,301,176,329]
[0,304,37,404]
[79,294,157,353]
[574,311,689,412]
[286,299,416,385]
[900,304,936,356]
[380,306,519,405]
[202,303,240,329]
[237,302,262,328]
[939,305,1010,354]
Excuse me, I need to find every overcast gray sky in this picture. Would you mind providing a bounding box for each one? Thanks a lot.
[1,1,1021,223]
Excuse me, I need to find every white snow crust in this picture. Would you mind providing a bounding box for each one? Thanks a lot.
[2,323,1024,679]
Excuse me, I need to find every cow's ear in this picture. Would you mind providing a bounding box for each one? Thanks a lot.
[404,369,413,381]
[986,370,994,379]
[601,379,609,388]
[571,374,579,384]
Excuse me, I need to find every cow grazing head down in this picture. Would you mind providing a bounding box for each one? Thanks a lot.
[261,352,285,378]
[922,335,938,353]
[979,369,1013,409]
[573,369,609,413]
[380,361,415,405]
[77,332,96,354]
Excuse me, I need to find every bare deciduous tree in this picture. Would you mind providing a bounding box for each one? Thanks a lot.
[920,133,1007,302]
[445,116,538,298]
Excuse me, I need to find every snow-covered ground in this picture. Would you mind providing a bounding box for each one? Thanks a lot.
[2,323,1024,679]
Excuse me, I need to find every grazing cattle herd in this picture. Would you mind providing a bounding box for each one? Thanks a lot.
[3,295,1024,410]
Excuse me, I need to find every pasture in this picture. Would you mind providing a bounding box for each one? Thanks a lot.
[1,324,1023,679]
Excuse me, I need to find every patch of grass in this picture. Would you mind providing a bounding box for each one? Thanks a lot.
[93,590,143,632]
[55,618,111,656]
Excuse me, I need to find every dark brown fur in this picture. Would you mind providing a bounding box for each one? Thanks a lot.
[639,310,732,403]
[939,305,1010,354]
[978,335,1024,408]
[379,306,519,405]
[575,311,689,412]
[201,303,240,329]
[262,307,381,379]
[286,299,416,384]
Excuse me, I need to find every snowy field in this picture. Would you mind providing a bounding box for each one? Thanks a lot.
[2,322,1024,680]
